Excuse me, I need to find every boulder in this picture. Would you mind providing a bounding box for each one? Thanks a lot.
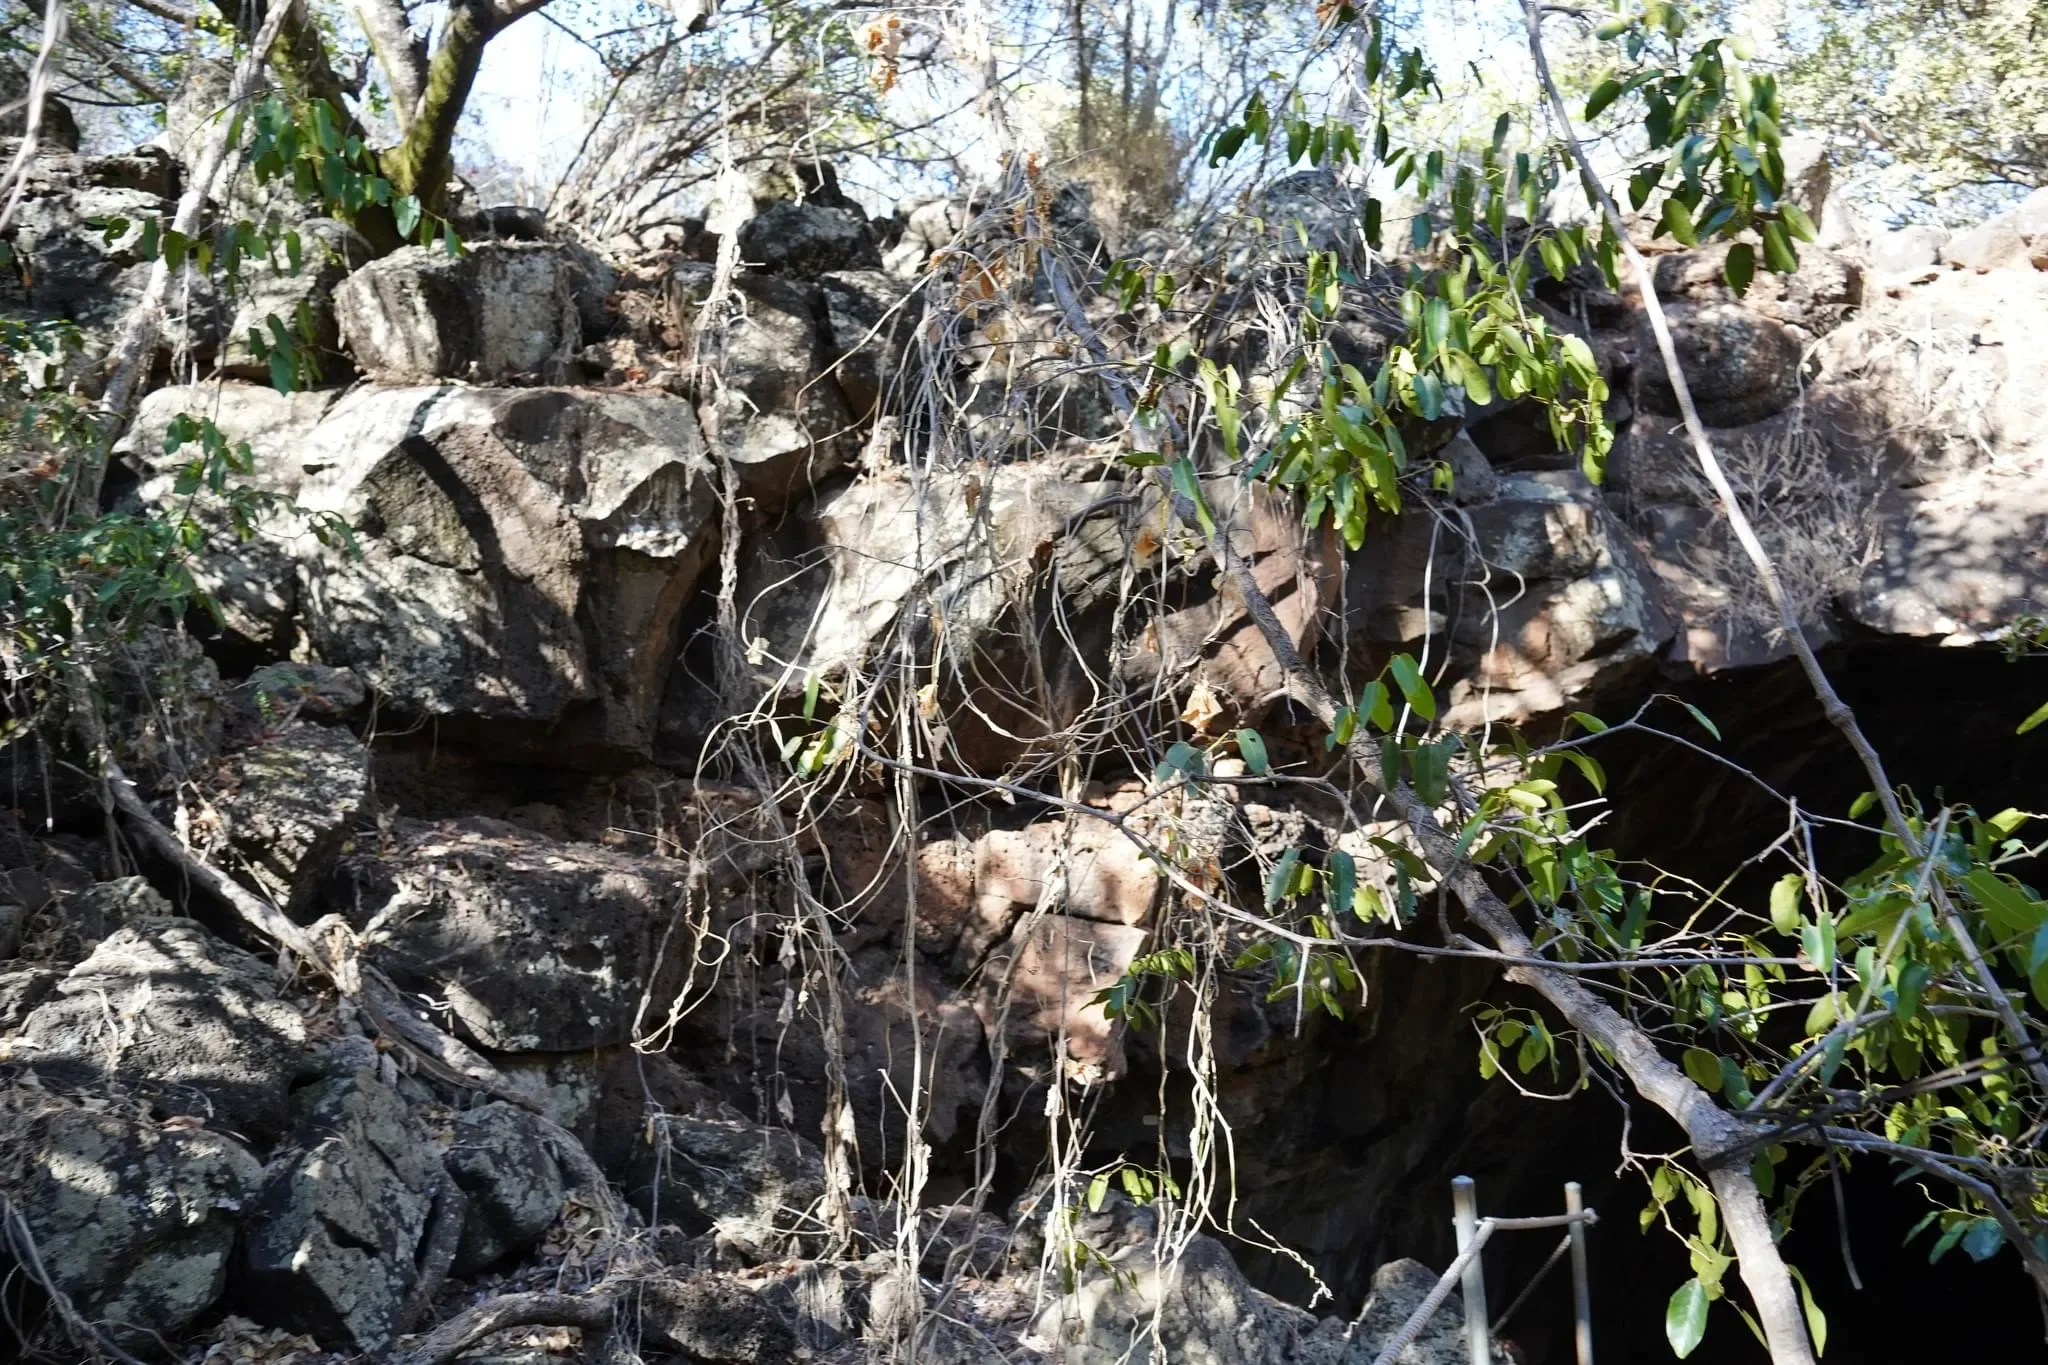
[819,268,916,418]
[239,1069,439,1352]
[445,1102,568,1274]
[0,965,60,1030]
[135,383,719,756]
[1339,1257,1480,1365]
[1847,458,2048,643]
[1348,474,1671,725]
[1943,197,2046,273]
[11,917,308,1138]
[765,463,1340,767]
[2,179,217,366]
[0,813,99,928]
[1034,1232,1325,1365]
[1636,300,1807,426]
[1650,241,1864,336]
[326,816,678,1052]
[233,661,368,727]
[1256,169,1378,264]
[13,1100,264,1349]
[38,874,172,960]
[333,241,614,384]
[0,62,79,149]
[739,200,882,275]
[1868,225,1948,279]
[192,721,369,912]
[886,195,974,275]
[1122,479,1344,728]
[1816,265,2048,482]
[122,385,341,647]
[694,273,854,510]
[619,1112,826,1257]
[640,1274,803,1362]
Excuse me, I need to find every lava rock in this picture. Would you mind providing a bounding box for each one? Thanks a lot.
[221,216,375,380]
[694,273,854,512]
[1034,1231,1327,1365]
[326,817,679,1052]
[619,1112,826,1259]
[13,1100,264,1349]
[238,1069,438,1352]
[446,1101,568,1274]
[818,268,915,418]
[11,917,308,1138]
[334,241,614,383]
[739,199,882,275]
[641,1274,802,1362]
[197,721,368,912]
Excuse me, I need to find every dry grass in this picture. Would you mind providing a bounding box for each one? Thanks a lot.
[1671,414,1884,644]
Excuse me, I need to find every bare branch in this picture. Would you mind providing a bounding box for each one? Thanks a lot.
[352,0,429,130]
[396,1291,618,1365]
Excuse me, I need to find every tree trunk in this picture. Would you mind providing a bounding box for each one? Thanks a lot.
[380,0,495,211]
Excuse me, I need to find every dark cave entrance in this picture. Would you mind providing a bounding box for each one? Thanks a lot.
[1155,635,2048,1364]
[1508,636,2048,1363]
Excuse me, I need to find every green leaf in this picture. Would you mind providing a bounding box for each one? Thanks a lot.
[1410,209,1433,251]
[1770,874,1803,935]
[1681,702,1721,742]
[393,194,422,239]
[1718,1056,1754,1106]
[1801,915,1837,975]
[1682,1047,1724,1092]
[268,344,294,396]
[1584,78,1625,121]
[1559,748,1607,794]
[1961,1218,2005,1263]
[1786,1265,1828,1356]
[1569,710,1608,734]
[1779,202,1817,244]
[1155,740,1204,785]
[1965,868,2044,936]
[1896,960,1930,1022]
[1661,197,1700,246]
[1209,125,1248,166]
[1087,1172,1110,1212]
[1723,242,1755,295]
[2017,699,2048,736]
[1361,680,1394,732]
[1169,458,1217,539]
[1667,1278,1710,1358]
[1266,847,1303,908]
[1328,850,1358,920]
[1388,655,1437,721]
[1761,219,1799,273]
[1236,728,1270,775]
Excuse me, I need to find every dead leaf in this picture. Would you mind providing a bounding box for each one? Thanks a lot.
[1180,676,1224,735]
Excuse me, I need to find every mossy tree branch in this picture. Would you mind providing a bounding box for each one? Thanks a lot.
[215,0,557,231]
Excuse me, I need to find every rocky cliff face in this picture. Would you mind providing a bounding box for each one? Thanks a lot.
[4,143,2047,1364]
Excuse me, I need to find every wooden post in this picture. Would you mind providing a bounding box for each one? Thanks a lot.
[1452,1176,1490,1365]
[1567,1181,1594,1365]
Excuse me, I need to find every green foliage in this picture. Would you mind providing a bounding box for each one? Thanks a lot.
[1774,0,2046,218]
[1579,7,1817,290]
[1,95,375,718]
